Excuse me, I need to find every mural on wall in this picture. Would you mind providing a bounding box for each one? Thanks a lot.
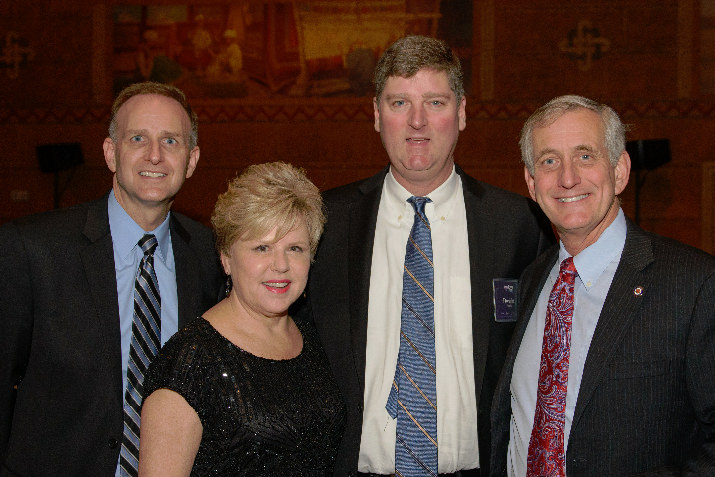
[111,1,472,99]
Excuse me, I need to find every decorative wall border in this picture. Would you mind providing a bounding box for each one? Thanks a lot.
[1,100,714,124]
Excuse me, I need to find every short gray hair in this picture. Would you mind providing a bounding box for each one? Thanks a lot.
[520,95,628,175]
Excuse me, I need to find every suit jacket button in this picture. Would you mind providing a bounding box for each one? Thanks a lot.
[108,438,119,449]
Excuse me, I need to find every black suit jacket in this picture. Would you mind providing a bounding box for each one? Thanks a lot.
[490,218,715,476]
[0,194,223,476]
[305,165,555,476]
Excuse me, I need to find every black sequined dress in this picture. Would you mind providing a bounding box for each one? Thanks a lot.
[143,316,346,476]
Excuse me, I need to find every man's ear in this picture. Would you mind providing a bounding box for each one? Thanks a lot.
[458,96,466,131]
[103,137,117,173]
[614,151,631,196]
[524,166,537,201]
[185,146,200,179]
[373,97,381,133]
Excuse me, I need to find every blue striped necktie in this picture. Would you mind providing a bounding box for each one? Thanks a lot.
[386,196,438,476]
[120,234,161,476]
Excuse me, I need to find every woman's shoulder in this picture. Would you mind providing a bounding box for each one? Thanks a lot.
[158,317,214,354]
[143,317,228,402]
[146,319,222,381]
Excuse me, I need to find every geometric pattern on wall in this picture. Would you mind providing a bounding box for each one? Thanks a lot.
[1,100,715,124]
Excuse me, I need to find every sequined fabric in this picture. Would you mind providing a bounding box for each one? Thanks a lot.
[143,317,346,476]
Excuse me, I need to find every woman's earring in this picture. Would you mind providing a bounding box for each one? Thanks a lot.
[224,275,232,297]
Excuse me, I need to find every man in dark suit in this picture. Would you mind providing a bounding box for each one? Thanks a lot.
[0,82,224,476]
[490,95,715,476]
[305,35,554,477]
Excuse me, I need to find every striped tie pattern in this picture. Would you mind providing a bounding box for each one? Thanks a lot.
[527,257,577,477]
[386,196,438,477]
[120,234,161,476]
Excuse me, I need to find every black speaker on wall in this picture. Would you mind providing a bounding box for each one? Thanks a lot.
[36,143,84,173]
[626,139,671,171]
[36,142,84,208]
[626,138,671,225]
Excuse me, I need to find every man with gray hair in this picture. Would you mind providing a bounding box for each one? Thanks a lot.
[490,95,714,476]
[305,35,554,477]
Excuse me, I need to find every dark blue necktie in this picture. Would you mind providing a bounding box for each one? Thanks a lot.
[386,196,438,476]
[120,234,161,477]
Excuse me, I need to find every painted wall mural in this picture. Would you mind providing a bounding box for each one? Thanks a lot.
[111,1,472,99]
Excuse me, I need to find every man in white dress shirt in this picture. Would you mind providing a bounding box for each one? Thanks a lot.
[304,35,554,477]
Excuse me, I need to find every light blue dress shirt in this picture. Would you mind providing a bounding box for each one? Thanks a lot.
[107,190,179,475]
[507,209,627,476]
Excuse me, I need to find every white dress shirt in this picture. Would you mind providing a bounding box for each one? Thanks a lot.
[358,166,480,474]
[507,209,627,476]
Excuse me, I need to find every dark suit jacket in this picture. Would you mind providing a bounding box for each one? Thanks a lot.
[0,194,223,476]
[490,218,715,476]
[305,165,555,476]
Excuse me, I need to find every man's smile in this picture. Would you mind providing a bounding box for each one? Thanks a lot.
[558,193,589,203]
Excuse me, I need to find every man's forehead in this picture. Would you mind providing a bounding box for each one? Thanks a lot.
[534,110,604,138]
[387,67,449,81]
[118,94,186,116]
[534,143,601,157]
[116,95,190,127]
[383,71,453,94]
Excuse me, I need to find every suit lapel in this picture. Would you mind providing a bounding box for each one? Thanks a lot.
[499,248,557,413]
[80,196,123,397]
[170,215,202,328]
[513,249,558,362]
[349,168,387,394]
[459,168,493,402]
[491,245,557,471]
[571,220,654,429]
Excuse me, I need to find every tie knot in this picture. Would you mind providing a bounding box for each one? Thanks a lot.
[408,196,431,218]
[138,234,158,256]
[559,257,577,283]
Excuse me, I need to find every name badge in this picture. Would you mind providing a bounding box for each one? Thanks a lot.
[493,278,518,322]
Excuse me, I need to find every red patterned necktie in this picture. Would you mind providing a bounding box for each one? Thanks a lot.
[527,257,577,477]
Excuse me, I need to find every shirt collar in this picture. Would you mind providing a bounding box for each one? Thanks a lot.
[384,165,460,220]
[559,208,627,289]
[107,189,171,265]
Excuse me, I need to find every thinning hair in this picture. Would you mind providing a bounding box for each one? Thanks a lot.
[211,162,325,260]
[108,81,198,150]
[520,94,628,175]
[373,35,464,107]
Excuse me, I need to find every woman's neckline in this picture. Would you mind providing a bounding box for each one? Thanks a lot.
[198,316,305,362]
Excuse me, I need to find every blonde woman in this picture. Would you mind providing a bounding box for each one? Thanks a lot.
[139,162,345,476]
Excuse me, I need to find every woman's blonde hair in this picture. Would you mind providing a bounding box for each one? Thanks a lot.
[211,162,325,259]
